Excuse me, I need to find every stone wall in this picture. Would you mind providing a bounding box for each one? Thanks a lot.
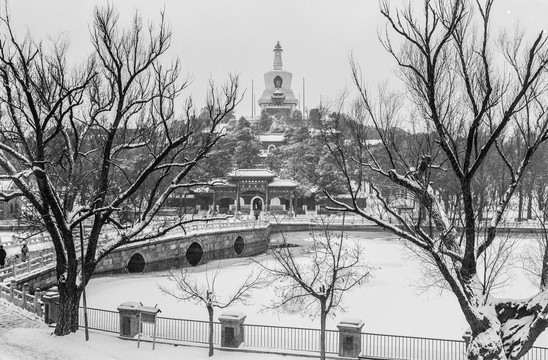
[14,266,57,290]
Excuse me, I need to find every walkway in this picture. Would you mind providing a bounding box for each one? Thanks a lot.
[0,299,307,360]
[0,299,48,360]
[0,299,43,335]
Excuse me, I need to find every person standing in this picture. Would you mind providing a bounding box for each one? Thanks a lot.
[0,245,6,268]
[21,243,29,262]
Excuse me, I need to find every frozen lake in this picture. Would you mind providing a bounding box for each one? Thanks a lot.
[84,230,548,346]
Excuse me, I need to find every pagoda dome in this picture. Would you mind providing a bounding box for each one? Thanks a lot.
[258,42,299,113]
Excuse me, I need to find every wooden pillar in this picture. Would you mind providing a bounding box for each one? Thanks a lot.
[236,183,240,213]
[289,190,293,212]
[265,182,270,212]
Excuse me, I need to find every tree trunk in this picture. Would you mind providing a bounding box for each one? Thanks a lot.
[207,304,214,357]
[54,283,82,336]
[527,191,533,220]
[467,329,506,360]
[320,300,327,360]
[518,187,524,221]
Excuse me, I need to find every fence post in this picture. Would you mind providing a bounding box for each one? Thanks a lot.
[22,283,29,309]
[34,288,42,315]
[42,288,60,325]
[12,261,16,278]
[27,259,31,273]
[337,318,364,358]
[462,329,472,349]
[9,279,16,303]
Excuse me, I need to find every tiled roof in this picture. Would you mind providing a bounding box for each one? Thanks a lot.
[227,169,276,179]
[259,134,286,143]
[268,178,298,187]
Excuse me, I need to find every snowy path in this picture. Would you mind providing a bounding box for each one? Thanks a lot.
[0,299,307,360]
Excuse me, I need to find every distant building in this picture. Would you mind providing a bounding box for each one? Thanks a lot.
[212,168,298,218]
[258,134,286,157]
[0,179,20,220]
[258,42,299,117]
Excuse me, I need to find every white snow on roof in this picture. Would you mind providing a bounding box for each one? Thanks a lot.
[259,134,286,143]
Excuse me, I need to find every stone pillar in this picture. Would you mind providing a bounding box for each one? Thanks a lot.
[9,279,16,303]
[117,301,141,338]
[22,283,29,309]
[219,311,246,348]
[42,288,60,324]
[34,288,42,316]
[337,318,364,358]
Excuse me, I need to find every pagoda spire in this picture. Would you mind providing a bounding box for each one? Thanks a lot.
[273,41,283,70]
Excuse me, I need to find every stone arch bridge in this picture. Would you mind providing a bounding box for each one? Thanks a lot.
[0,220,270,291]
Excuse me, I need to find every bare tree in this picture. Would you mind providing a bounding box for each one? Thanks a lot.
[256,219,371,360]
[323,0,548,359]
[520,203,548,289]
[159,263,264,357]
[0,6,240,335]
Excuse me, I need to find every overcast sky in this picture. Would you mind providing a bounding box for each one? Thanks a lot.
[7,0,548,118]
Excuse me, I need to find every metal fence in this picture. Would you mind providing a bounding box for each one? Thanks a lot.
[244,323,339,354]
[361,332,466,360]
[522,346,548,360]
[75,307,548,360]
[80,307,119,333]
[151,317,221,344]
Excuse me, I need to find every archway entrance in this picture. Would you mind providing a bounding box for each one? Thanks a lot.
[186,242,204,266]
[252,197,263,220]
[252,198,263,211]
[127,253,146,273]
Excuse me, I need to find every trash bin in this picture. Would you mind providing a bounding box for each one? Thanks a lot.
[219,312,246,348]
[42,288,60,325]
[337,318,364,358]
[117,301,141,338]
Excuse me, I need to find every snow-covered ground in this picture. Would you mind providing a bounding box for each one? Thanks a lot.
[2,327,307,360]
[84,231,548,346]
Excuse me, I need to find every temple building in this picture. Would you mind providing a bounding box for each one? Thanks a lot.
[211,169,298,219]
[258,42,299,116]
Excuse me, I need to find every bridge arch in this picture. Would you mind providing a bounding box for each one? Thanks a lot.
[186,242,204,266]
[127,252,146,273]
[233,235,245,255]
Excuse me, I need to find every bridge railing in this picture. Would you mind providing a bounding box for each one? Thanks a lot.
[0,281,43,317]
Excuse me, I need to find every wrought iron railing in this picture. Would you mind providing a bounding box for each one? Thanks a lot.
[243,323,339,353]
[361,332,466,360]
[67,307,548,360]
